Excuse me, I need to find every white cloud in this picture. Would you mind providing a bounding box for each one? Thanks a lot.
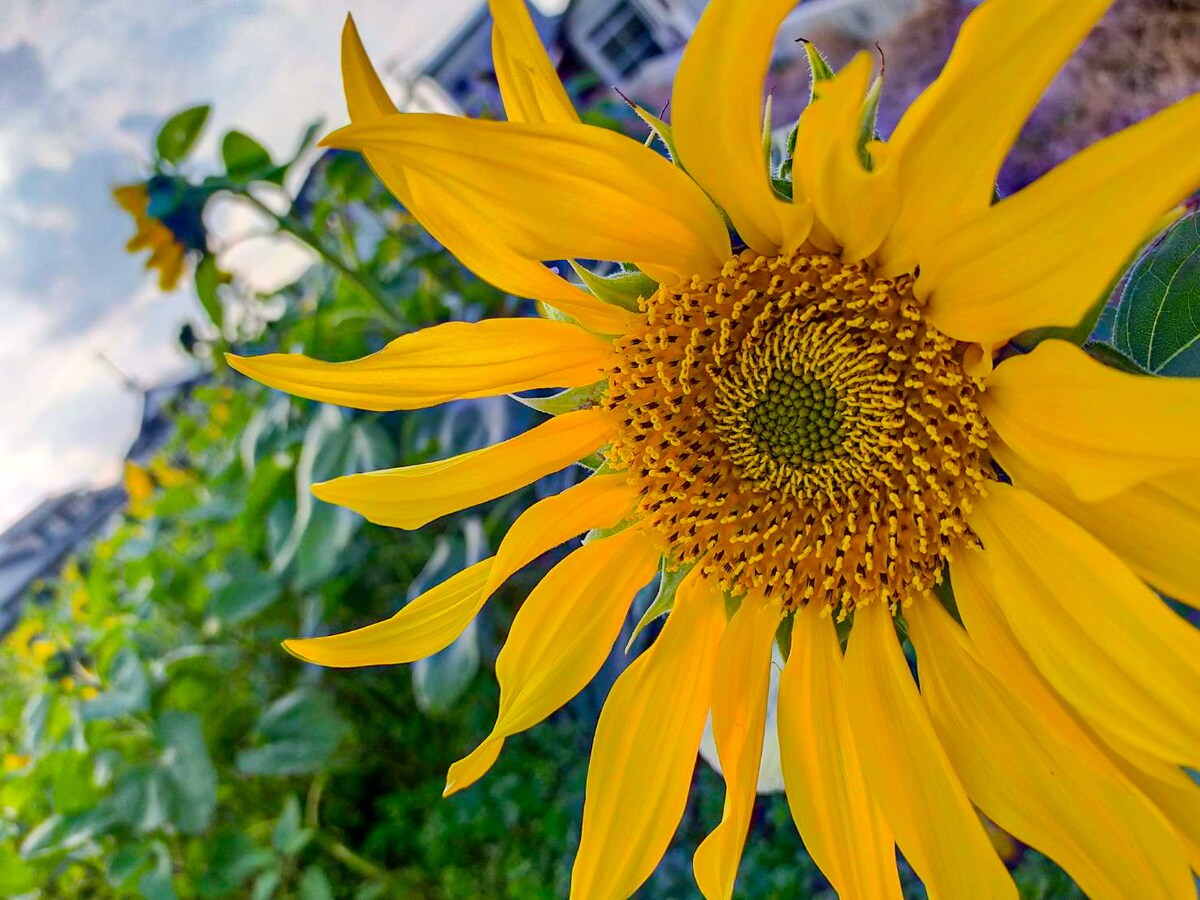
[0,0,486,528]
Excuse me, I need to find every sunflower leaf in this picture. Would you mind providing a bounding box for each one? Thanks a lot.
[512,381,607,417]
[222,130,276,184]
[570,261,656,312]
[800,39,835,92]
[626,561,693,652]
[155,104,211,165]
[1111,210,1200,375]
[625,101,679,163]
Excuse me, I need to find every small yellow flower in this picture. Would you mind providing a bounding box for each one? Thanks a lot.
[78,686,99,702]
[233,2,1200,897]
[67,587,89,621]
[123,460,155,518]
[29,640,56,664]
[6,621,39,653]
[150,457,191,488]
[113,183,188,291]
[2,754,30,772]
[58,676,76,694]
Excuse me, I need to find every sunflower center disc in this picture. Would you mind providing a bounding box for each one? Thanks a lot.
[745,369,846,466]
[604,249,993,616]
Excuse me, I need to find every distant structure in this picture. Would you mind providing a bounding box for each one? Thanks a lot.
[420,0,918,112]
[0,379,198,633]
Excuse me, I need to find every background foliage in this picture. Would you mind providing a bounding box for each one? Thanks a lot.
[3,88,1195,898]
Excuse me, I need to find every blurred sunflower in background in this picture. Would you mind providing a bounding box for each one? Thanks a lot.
[231,0,1200,897]
[112,183,189,291]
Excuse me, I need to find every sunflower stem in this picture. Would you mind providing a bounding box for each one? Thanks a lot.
[240,192,402,330]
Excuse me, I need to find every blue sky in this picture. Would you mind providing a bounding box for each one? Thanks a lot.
[0,0,486,528]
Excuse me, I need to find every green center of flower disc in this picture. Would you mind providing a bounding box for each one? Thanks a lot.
[745,370,845,465]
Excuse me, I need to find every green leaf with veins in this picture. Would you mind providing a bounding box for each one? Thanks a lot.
[1112,210,1200,375]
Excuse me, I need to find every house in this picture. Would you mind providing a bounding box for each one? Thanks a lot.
[419,0,919,114]
[0,378,199,634]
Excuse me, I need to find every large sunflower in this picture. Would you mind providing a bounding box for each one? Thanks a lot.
[230,1,1200,897]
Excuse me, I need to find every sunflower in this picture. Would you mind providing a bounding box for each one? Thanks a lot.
[113,183,188,291]
[230,1,1200,897]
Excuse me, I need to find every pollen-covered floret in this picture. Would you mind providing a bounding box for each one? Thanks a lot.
[604,249,992,615]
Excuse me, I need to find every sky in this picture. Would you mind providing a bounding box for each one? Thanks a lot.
[0,0,489,529]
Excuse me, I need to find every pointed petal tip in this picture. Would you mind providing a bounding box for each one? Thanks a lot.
[444,738,503,797]
[310,479,340,504]
[280,637,340,667]
[280,638,313,663]
[224,352,258,379]
[316,127,350,149]
[441,772,464,798]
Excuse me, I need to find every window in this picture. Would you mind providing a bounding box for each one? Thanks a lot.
[588,3,664,79]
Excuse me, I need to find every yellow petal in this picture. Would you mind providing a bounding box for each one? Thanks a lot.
[488,0,577,125]
[340,15,631,335]
[227,319,611,412]
[671,0,811,255]
[692,595,779,900]
[984,340,1200,501]
[112,183,148,214]
[877,0,1114,274]
[445,525,660,795]
[920,91,1200,343]
[995,443,1200,608]
[778,604,901,900]
[570,569,727,900]
[792,53,898,262]
[1104,739,1200,875]
[342,15,397,120]
[313,407,615,529]
[843,602,1016,900]
[481,473,635,601]
[126,228,153,253]
[968,483,1200,767]
[123,461,154,505]
[954,547,1200,878]
[283,558,494,667]
[283,474,631,668]
[323,114,731,285]
[908,599,1192,900]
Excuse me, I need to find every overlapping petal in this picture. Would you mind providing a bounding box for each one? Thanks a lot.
[341,16,633,334]
[908,599,1192,899]
[671,0,812,255]
[283,474,632,668]
[995,443,1200,608]
[1104,739,1200,874]
[226,319,612,412]
[481,473,635,602]
[878,0,1114,274]
[570,569,727,900]
[967,483,1200,767]
[919,91,1200,343]
[778,605,901,900]
[313,408,616,529]
[844,602,1015,900]
[693,596,778,900]
[445,525,660,795]
[984,341,1200,501]
[953,548,1200,876]
[489,0,578,125]
[792,53,898,262]
[322,114,731,285]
